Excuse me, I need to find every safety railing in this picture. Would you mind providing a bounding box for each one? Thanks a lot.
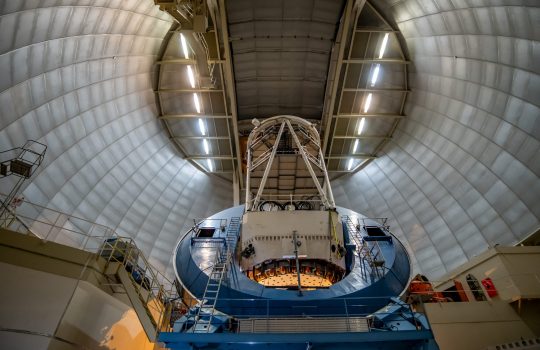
[408,273,540,304]
[342,215,387,279]
[247,195,326,211]
[167,295,428,334]
[188,218,228,236]
[0,193,182,341]
[358,217,390,231]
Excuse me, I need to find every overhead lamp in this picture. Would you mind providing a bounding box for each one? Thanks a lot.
[370,64,380,86]
[206,159,213,172]
[187,65,195,88]
[193,93,201,113]
[347,158,354,171]
[353,139,359,153]
[363,93,372,113]
[198,118,206,135]
[180,33,189,59]
[203,139,210,154]
[378,33,389,59]
[357,117,366,135]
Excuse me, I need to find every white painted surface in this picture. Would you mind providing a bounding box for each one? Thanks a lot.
[241,211,345,269]
[0,262,157,350]
[425,301,535,350]
[0,0,537,282]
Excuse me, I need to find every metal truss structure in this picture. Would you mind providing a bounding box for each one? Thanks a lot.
[245,116,336,212]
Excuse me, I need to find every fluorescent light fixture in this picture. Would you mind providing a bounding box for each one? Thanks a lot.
[203,139,209,154]
[187,66,195,88]
[347,158,354,171]
[370,64,380,86]
[363,93,372,113]
[353,139,359,153]
[206,159,213,172]
[378,33,389,59]
[357,117,366,135]
[193,93,201,113]
[180,33,189,59]
[198,118,206,135]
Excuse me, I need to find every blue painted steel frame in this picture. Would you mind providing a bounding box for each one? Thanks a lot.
[166,206,440,349]
[174,205,412,316]
[158,330,439,350]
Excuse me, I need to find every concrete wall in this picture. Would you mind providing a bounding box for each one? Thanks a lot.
[0,262,77,350]
[0,262,158,350]
[423,246,540,349]
[425,301,535,350]
[435,247,540,302]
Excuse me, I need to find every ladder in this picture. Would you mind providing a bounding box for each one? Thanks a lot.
[192,217,241,332]
[342,216,384,279]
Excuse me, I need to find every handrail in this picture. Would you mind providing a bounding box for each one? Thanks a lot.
[342,215,386,278]
[168,295,428,334]
[0,193,181,340]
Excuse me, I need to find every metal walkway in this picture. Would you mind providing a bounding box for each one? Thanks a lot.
[343,215,385,279]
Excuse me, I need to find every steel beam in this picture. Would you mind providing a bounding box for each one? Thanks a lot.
[327,155,376,159]
[159,114,231,120]
[158,330,437,344]
[156,59,225,64]
[334,114,404,119]
[321,0,357,154]
[158,88,223,93]
[355,29,399,33]
[344,58,410,64]
[287,120,334,209]
[250,122,286,211]
[333,135,390,140]
[156,58,197,64]
[187,156,235,160]
[342,88,409,93]
[218,0,244,189]
[173,136,230,140]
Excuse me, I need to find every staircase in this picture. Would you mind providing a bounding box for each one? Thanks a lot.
[342,216,385,279]
[99,237,181,340]
[0,194,180,342]
[192,217,241,333]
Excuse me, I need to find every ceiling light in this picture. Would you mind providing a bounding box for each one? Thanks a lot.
[180,33,189,59]
[187,65,195,88]
[378,33,389,59]
[203,139,209,154]
[357,117,366,135]
[370,64,380,86]
[206,159,213,172]
[193,93,201,113]
[198,118,206,135]
[363,93,372,113]
[347,158,353,171]
[353,139,359,153]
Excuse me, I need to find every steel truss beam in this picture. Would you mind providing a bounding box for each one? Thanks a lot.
[245,116,336,212]
[187,156,235,160]
[333,135,390,140]
[174,136,230,140]
[158,114,231,120]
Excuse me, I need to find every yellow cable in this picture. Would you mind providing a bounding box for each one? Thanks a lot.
[329,211,342,258]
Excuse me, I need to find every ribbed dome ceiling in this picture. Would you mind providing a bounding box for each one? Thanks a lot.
[0,0,232,277]
[0,0,538,280]
[333,0,540,277]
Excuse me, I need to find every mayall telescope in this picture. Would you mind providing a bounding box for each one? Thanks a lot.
[163,116,436,350]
